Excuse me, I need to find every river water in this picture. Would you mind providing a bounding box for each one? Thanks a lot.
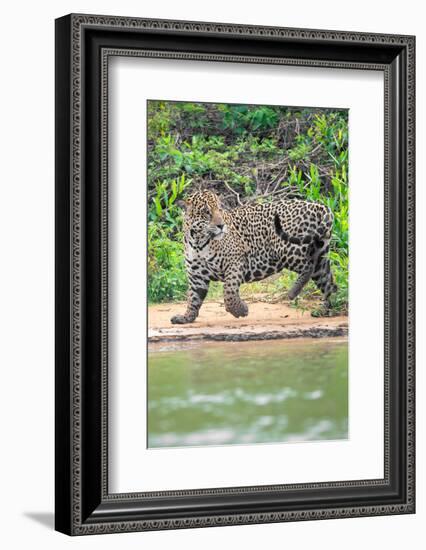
[148,338,348,448]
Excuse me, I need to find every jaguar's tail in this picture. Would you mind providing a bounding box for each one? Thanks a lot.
[274,213,326,246]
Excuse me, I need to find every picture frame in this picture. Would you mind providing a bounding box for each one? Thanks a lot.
[55,13,415,535]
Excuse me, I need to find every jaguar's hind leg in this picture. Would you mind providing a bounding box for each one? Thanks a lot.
[287,237,329,302]
[288,267,314,300]
[312,256,337,312]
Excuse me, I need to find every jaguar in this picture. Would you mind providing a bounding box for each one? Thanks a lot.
[170,190,337,324]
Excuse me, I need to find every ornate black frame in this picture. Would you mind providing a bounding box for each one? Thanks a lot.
[55,13,415,535]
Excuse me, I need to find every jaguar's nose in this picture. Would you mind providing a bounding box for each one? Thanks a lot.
[216,224,224,230]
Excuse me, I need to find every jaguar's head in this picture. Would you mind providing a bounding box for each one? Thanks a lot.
[181,191,227,247]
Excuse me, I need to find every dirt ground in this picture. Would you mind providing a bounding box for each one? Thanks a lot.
[148,300,348,342]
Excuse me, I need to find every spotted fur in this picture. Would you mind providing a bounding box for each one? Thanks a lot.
[170,190,337,324]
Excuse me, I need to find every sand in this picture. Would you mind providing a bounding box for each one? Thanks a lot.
[148,300,348,343]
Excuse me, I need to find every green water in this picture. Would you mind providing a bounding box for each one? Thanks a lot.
[148,338,348,448]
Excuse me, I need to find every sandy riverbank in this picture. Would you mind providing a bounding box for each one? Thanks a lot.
[148,300,348,343]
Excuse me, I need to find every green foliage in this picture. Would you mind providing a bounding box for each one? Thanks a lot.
[219,104,279,133]
[148,223,187,303]
[147,101,349,313]
[148,173,189,302]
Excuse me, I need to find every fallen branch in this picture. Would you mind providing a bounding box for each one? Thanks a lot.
[223,181,243,205]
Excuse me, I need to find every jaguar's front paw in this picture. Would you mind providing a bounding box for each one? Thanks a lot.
[170,313,197,324]
[170,314,188,325]
[227,300,249,318]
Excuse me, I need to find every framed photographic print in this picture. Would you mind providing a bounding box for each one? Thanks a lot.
[55,14,415,535]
